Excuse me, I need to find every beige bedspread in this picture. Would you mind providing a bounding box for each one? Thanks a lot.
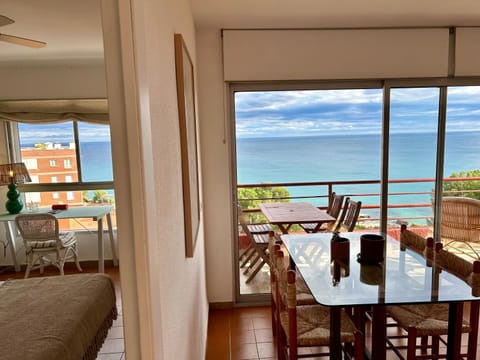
[0,273,118,360]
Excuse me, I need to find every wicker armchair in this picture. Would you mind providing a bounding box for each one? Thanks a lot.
[15,213,82,278]
[441,196,480,259]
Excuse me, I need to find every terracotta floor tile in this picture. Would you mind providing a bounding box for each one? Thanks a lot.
[231,343,259,360]
[231,329,256,345]
[256,342,277,358]
[254,328,274,343]
[208,304,480,360]
[252,316,272,330]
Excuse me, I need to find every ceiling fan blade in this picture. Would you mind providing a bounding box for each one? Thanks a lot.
[0,15,14,27]
[0,33,46,48]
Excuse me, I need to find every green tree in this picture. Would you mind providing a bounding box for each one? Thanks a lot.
[238,184,290,224]
[443,169,480,200]
[82,190,91,203]
[92,190,113,204]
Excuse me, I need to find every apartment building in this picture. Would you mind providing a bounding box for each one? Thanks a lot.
[21,143,82,207]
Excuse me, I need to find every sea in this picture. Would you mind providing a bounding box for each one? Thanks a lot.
[236,131,480,222]
[25,133,480,222]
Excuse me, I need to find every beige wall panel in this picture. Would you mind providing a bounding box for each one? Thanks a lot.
[455,28,480,76]
[223,29,449,81]
[0,62,107,100]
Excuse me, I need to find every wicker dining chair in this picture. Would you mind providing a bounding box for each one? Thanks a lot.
[300,192,345,233]
[386,228,479,360]
[15,213,82,278]
[270,236,317,338]
[274,247,363,360]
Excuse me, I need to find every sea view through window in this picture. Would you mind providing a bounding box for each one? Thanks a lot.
[234,86,480,225]
[14,120,115,230]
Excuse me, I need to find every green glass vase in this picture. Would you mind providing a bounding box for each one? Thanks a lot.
[5,183,23,214]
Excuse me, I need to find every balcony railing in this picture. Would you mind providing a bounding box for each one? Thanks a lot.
[237,176,480,228]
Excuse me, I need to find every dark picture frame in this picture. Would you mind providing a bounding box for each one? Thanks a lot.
[174,33,200,258]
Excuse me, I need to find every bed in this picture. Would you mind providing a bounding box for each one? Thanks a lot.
[0,273,118,360]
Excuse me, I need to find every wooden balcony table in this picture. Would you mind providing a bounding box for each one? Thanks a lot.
[259,201,335,234]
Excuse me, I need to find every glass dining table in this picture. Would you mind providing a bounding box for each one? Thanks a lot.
[281,231,480,360]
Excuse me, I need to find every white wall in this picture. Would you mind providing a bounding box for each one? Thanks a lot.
[196,28,235,302]
[114,0,209,358]
[0,0,210,357]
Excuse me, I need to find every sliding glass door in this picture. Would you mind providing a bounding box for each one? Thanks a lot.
[387,87,440,238]
[231,80,480,304]
[233,86,383,301]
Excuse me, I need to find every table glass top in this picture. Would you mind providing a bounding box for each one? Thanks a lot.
[0,205,113,221]
[281,232,480,307]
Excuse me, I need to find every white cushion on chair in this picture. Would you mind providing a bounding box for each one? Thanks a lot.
[28,240,57,249]
[59,231,77,247]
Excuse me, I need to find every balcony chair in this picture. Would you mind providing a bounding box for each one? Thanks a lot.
[300,192,345,233]
[440,196,480,260]
[385,227,479,360]
[301,198,362,268]
[15,213,82,278]
[274,247,363,360]
[238,212,271,284]
[238,205,273,270]
[335,198,362,232]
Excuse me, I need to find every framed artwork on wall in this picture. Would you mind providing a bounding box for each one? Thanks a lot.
[174,33,200,258]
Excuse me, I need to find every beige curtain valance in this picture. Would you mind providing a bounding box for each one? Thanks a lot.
[0,99,109,124]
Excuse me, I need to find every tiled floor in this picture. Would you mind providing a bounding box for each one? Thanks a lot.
[206,306,276,360]
[206,304,480,360]
[0,262,124,360]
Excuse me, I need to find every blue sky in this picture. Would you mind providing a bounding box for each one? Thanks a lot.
[235,86,480,138]
[18,121,111,145]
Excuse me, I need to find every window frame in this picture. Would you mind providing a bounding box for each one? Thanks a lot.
[6,119,114,193]
[229,76,480,304]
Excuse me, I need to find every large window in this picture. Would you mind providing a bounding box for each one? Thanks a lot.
[8,119,115,230]
[232,80,480,302]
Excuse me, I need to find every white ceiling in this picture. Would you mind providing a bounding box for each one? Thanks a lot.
[0,0,103,64]
[0,0,479,64]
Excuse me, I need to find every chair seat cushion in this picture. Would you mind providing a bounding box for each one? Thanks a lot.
[279,305,356,346]
[295,273,316,305]
[387,304,471,336]
[28,240,57,249]
[59,231,77,247]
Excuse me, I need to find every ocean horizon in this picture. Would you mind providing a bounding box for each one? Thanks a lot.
[236,131,480,223]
